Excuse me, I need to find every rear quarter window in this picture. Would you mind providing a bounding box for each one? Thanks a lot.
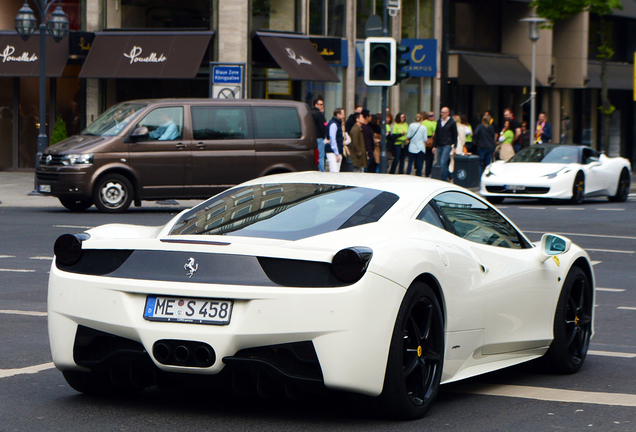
[253,106,302,139]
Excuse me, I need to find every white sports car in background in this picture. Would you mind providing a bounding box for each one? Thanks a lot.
[480,144,631,204]
[49,173,595,420]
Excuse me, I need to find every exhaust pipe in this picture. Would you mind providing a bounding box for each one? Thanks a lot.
[152,340,215,368]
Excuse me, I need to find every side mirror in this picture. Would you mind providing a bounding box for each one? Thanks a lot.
[125,126,149,143]
[538,233,572,262]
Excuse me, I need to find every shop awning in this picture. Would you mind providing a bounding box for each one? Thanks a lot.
[586,62,633,90]
[0,32,69,77]
[253,32,340,82]
[458,53,535,87]
[79,31,214,79]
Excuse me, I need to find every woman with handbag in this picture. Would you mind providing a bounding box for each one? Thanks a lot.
[405,113,428,176]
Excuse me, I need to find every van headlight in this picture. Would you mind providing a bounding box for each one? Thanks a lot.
[61,154,93,166]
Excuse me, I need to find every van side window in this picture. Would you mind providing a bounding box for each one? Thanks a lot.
[135,107,183,141]
[252,107,302,139]
[192,106,251,140]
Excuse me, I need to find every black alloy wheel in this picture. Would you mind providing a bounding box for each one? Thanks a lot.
[608,169,630,202]
[59,197,92,211]
[570,172,585,205]
[541,267,592,374]
[93,174,134,213]
[376,282,444,420]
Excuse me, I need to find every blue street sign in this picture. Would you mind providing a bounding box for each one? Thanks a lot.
[399,39,437,78]
[213,66,242,84]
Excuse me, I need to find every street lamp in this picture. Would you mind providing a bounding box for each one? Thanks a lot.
[519,15,547,146]
[14,0,69,190]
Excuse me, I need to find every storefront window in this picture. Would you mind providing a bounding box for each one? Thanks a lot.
[356,0,388,39]
[402,0,417,39]
[309,0,326,35]
[399,77,425,119]
[450,0,500,52]
[59,0,80,31]
[355,73,383,114]
[302,67,345,115]
[309,0,345,37]
[19,78,48,168]
[252,0,299,32]
[119,0,211,29]
[0,78,13,168]
[327,0,346,37]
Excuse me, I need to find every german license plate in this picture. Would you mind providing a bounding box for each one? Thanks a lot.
[144,296,233,325]
[39,184,51,193]
[504,185,525,191]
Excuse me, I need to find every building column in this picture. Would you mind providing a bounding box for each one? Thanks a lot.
[345,0,356,115]
[85,0,100,126]
[218,0,249,95]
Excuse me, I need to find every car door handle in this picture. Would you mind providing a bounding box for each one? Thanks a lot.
[196,142,206,148]
[175,143,186,148]
[480,264,489,274]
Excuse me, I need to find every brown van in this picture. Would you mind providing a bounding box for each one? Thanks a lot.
[36,99,317,212]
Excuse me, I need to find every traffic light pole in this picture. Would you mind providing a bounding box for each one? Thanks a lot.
[380,1,389,173]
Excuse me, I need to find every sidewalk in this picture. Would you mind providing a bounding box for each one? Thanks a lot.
[0,171,203,209]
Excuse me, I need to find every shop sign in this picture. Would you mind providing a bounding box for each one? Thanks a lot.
[309,38,342,64]
[1,46,37,63]
[399,39,437,78]
[123,46,167,64]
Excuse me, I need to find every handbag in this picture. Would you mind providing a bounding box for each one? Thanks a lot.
[425,137,434,149]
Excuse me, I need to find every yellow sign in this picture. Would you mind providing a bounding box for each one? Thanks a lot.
[411,45,426,63]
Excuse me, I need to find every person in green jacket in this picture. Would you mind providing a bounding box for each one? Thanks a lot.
[422,111,437,177]
[389,113,408,174]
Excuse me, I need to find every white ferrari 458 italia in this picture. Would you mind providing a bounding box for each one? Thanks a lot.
[49,172,595,420]
[480,144,631,204]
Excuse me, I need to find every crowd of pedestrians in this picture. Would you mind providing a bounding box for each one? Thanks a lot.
[310,96,552,181]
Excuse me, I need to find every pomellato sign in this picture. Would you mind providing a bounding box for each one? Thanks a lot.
[123,46,167,65]
[0,45,38,63]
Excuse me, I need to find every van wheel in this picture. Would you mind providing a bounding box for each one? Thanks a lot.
[93,174,133,213]
[59,197,92,211]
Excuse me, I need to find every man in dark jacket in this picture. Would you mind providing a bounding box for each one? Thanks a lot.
[310,97,329,172]
[349,113,367,172]
[326,108,345,172]
[361,110,376,173]
[345,105,363,134]
[432,107,457,182]
[473,114,496,175]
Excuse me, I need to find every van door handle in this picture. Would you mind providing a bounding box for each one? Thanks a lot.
[196,142,206,148]
[175,143,186,148]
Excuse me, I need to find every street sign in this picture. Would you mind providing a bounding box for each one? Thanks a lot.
[365,15,383,38]
[213,66,242,84]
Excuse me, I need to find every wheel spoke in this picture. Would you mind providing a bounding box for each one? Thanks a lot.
[566,325,579,347]
[422,347,441,363]
[403,353,420,379]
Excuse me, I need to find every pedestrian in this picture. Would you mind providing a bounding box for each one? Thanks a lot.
[310,97,328,172]
[535,111,552,144]
[345,104,363,134]
[340,113,353,172]
[361,110,377,173]
[520,120,531,150]
[496,119,515,162]
[349,113,367,173]
[326,108,345,172]
[389,112,408,174]
[432,107,458,182]
[503,108,522,153]
[406,113,428,176]
[461,114,473,153]
[422,111,437,177]
[453,114,466,155]
[473,114,496,175]
[484,109,499,142]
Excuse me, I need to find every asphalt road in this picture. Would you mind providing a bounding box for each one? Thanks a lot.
[1,194,635,431]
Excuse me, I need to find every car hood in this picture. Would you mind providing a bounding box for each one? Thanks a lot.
[45,134,110,154]
[488,161,575,178]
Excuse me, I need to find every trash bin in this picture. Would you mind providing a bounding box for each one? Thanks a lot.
[453,155,480,188]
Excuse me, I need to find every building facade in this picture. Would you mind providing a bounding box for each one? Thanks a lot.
[0,0,634,170]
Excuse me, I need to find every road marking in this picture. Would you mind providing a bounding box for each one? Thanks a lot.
[589,350,636,358]
[597,208,624,211]
[556,208,585,211]
[591,261,601,266]
[454,383,636,407]
[0,310,47,317]
[0,362,55,379]
[0,255,15,259]
[0,184,17,188]
[53,225,93,229]
[597,288,626,292]
[519,207,546,210]
[618,307,636,311]
[29,256,53,260]
[0,269,35,273]
[524,231,636,241]
[586,248,634,254]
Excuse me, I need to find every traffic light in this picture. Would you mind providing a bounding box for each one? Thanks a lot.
[364,37,396,86]
[395,44,410,85]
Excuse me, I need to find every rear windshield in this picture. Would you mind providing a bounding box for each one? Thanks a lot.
[169,183,399,241]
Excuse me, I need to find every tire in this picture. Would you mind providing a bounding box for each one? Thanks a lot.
[570,172,585,205]
[59,197,92,211]
[375,282,444,420]
[541,267,592,374]
[62,370,142,396]
[608,169,630,202]
[486,196,504,204]
[93,174,133,213]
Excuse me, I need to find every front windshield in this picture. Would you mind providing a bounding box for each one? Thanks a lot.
[509,146,581,164]
[169,183,399,241]
[82,103,146,137]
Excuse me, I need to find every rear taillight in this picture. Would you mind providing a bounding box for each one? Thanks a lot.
[332,247,373,283]
[54,233,90,267]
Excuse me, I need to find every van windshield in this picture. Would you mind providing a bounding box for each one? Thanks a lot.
[82,103,146,137]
